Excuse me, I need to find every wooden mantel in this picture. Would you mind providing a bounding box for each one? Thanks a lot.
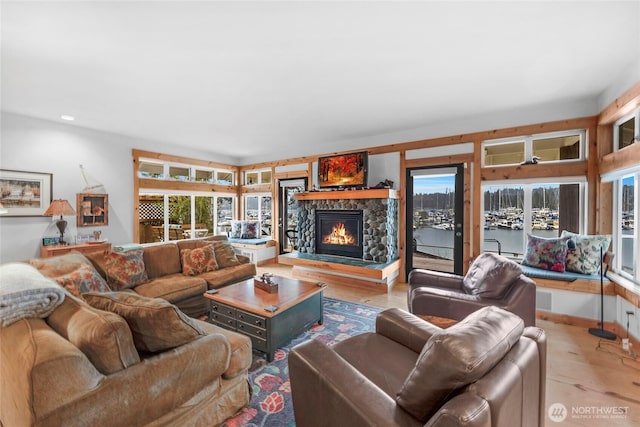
[294,188,398,201]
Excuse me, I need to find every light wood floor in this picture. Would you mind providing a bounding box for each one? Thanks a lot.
[259,263,640,426]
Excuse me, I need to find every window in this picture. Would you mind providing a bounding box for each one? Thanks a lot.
[614,173,638,281]
[615,112,639,151]
[244,194,272,236]
[138,193,235,243]
[137,158,235,184]
[482,180,584,258]
[244,168,271,185]
[483,130,584,167]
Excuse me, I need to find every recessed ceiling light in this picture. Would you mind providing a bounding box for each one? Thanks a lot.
[60,115,75,121]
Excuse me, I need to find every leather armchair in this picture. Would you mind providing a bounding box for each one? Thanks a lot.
[408,252,537,326]
[288,306,546,427]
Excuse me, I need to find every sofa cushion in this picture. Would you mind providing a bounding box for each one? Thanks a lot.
[212,240,241,268]
[133,274,207,303]
[142,243,182,278]
[521,233,569,272]
[83,292,205,352]
[462,252,522,299]
[198,320,252,379]
[396,306,524,422]
[104,249,149,290]
[181,245,218,276]
[47,293,140,374]
[561,230,612,275]
[29,252,111,297]
[199,263,257,289]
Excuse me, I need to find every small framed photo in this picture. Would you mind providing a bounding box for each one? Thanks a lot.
[42,237,60,246]
[0,169,53,216]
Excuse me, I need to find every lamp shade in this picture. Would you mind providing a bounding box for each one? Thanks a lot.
[44,199,75,217]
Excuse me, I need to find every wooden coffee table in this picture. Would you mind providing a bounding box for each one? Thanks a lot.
[203,276,326,361]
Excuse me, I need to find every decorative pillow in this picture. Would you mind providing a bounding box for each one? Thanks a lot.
[47,293,140,375]
[462,252,523,299]
[82,292,205,352]
[181,245,218,276]
[521,234,569,272]
[29,251,111,297]
[561,230,612,275]
[396,306,524,422]
[104,249,148,290]
[241,221,260,239]
[212,240,241,268]
[229,221,242,238]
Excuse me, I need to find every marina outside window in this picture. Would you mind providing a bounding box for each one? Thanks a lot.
[482,181,583,259]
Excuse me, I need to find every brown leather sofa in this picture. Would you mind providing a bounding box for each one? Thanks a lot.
[288,306,546,427]
[408,252,537,326]
[0,265,252,426]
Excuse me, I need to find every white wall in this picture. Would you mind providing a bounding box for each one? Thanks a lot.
[0,112,237,262]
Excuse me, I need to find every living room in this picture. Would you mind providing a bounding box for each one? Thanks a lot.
[1,1,640,426]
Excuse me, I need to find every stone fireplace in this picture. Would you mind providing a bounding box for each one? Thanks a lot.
[296,191,398,263]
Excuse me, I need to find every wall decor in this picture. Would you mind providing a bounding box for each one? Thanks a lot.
[0,169,53,216]
[317,151,368,189]
[76,193,108,226]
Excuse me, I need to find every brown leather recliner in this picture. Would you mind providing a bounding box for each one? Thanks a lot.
[408,252,537,327]
[289,306,546,427]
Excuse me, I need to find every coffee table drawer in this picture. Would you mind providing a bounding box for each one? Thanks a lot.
[248,335,267,352]
[210,312,236,329]
[210,302,236,317]
[237,322,266,340]
[236,310,266,328]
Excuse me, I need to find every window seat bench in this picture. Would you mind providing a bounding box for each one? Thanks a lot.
[520,264,616,295]
[228,239,276,266]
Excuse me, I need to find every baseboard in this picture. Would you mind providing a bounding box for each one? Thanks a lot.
[536,310,640,350]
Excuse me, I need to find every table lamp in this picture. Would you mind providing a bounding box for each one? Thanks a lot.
[44,199,75,245]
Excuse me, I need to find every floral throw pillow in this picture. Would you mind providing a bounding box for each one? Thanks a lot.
[561,231,612,275]
[29,251,111,297]
[521,234,569,273]
[241,220,259,239]
[105,249,149,290]
[181,245,218,276]
[229,221,242,238]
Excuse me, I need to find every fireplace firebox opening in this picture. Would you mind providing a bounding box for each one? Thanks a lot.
[315,210,363,258]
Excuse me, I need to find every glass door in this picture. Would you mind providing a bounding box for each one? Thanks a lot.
[278,178,307,254]
[406,165,464,276]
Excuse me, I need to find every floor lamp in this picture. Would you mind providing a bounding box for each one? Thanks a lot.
[588,247,616,340]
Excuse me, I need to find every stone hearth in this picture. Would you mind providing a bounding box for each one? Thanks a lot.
[295,190,399,263]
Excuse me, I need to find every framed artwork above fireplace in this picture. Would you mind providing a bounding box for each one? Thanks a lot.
[317,151,368,189]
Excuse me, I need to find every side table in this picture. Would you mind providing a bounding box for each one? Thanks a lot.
[40,242,112,258]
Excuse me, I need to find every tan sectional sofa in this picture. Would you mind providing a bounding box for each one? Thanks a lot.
[0,263,253,426]
[85,236,257,318]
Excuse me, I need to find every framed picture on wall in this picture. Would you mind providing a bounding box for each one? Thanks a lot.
[0,169,53,216]
[76,193,108,226]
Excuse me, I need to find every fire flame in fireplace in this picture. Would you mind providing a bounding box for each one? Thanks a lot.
[323,222,356,245]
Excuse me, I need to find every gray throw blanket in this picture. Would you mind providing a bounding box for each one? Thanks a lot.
[0,263,65,327]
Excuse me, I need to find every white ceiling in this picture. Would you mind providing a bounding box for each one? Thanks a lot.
[2,1,639,164]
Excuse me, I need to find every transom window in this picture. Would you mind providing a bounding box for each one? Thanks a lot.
[615,110,639,151]
[138,159,234,184]
[245,169,272,185]
[483,130,584,167]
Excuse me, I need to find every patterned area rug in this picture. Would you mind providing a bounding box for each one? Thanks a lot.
[223,297,382,427]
